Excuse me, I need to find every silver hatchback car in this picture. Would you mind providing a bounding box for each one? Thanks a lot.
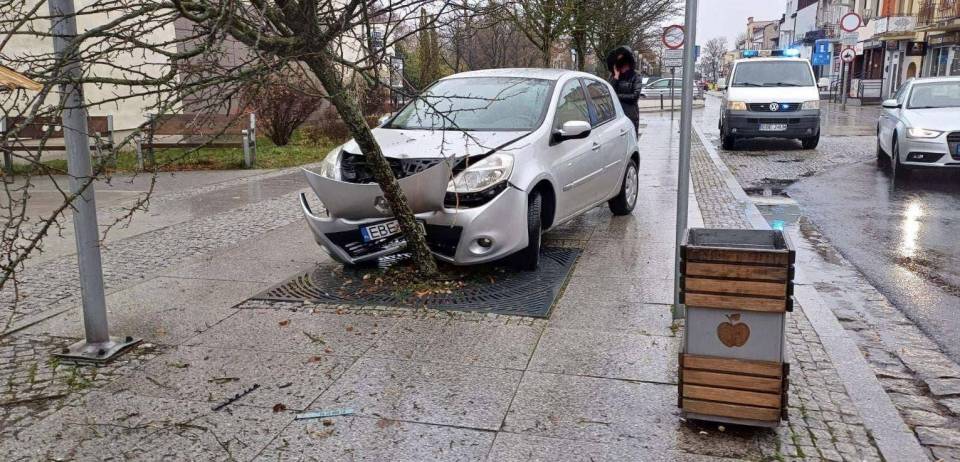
[300,69,640,269]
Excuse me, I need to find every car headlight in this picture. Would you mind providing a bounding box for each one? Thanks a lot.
[447,153,514,194]
[319,148,342,180]
[907,128,943,139]
[726,101,747,111]
[801,100,820,110]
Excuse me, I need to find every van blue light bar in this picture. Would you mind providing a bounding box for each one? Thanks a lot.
[742,50,759,58]
[782,48,801,57]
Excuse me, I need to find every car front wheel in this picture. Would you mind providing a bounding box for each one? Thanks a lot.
[801,132,820,149]
[511,192,542,271]
[892,137,910,180]
[609,158,639,216]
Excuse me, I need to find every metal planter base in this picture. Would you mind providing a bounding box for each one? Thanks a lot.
[53,336,142,364]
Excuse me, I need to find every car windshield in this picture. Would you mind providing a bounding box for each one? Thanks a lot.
[908,81,960,109]
[386,77,552,131]
[732,61,815,87]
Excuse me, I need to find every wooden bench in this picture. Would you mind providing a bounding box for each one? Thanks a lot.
[135,113,257,169]
[0,115,114,175]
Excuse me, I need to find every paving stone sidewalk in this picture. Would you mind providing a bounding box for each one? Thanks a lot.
[1,114,889,461]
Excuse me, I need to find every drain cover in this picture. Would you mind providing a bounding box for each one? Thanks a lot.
[249,248,580,318]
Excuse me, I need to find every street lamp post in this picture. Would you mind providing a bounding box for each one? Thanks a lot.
[48,0,139,363]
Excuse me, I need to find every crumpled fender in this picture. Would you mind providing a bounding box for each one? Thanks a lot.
[302,160,453,220]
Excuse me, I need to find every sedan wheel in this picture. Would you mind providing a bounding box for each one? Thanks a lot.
[892,138,910,180]
[876,133,888,167]
[609,159,639,216]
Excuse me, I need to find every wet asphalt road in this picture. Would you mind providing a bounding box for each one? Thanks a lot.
[697,94,960,361]
[789,163,960,361]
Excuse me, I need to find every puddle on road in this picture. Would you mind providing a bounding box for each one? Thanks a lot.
[746,188,802,231]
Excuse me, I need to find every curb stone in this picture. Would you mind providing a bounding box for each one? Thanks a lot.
[692,124,929,462]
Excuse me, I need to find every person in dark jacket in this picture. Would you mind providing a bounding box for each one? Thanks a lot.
[606,46,643,134]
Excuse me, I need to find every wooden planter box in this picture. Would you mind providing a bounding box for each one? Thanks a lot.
[678,228,795,427]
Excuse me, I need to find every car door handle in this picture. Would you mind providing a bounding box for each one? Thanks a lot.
[591,142,601,151]
[619,129,628,137]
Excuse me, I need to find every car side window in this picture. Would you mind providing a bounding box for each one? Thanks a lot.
[553,80,590,130]
[584,79,617,125]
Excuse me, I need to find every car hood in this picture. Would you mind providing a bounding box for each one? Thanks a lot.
[341,128,533,159]
[726,86,819,103]
[902,107,960,132]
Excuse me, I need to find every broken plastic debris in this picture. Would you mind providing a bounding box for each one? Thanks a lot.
[294,408,355,420]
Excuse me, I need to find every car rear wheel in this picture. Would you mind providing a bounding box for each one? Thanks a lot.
[801,133,820,149]
[511,192,542,271]
[609,158,639,216]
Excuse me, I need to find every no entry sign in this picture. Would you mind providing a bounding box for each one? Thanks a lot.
[663,25,685,49]
[840,12,862,33]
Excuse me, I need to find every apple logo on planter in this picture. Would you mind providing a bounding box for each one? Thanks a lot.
[717,313,751,348]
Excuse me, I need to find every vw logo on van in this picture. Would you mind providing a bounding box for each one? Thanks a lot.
[769,102,780,112]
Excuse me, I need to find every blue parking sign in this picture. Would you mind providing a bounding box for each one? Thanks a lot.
[812,52,831,66]
[815,40,831,55]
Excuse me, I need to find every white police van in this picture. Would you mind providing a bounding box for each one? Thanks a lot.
[719,50,822,150]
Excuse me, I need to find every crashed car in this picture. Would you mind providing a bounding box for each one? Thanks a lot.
[300,68,640,269]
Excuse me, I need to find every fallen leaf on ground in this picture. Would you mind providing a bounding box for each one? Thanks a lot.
[278,320,290,327]
[273,403,287,413]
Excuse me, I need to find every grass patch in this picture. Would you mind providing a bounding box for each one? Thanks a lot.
[7,130,340,176]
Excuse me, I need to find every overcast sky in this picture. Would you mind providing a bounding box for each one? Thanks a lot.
[693,0,786,48]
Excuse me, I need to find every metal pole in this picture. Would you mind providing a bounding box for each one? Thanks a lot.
[670,67,676,120]
[673,0,698,320]
[49,0,138,363]
[842,62,850,108]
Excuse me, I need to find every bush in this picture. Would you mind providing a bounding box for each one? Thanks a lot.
[245,71,324,146]
[303,106,384,146]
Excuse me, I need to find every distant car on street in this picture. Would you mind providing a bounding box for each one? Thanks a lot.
[877,76,960,178]
[301,69,640,270]
[641,78,682,98]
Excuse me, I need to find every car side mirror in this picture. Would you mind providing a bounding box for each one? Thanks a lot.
[377,113,393,126]
[554,120,592,142]
[881,99,901,109]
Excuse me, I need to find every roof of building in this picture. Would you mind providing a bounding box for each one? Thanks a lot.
[0,65,41,91]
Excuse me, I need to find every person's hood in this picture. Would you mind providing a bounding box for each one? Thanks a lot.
[902,107,960,133]
[341,128,533,159]
[606,46,637,72]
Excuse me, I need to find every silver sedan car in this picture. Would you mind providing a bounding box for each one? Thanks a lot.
[300,69,640,269]
[878,76,960,178]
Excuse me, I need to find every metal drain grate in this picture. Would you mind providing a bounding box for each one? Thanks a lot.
[249,248,580,318]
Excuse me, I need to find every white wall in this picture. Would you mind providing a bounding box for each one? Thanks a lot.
[4,0,179,130]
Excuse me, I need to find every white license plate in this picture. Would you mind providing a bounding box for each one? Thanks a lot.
[759,123,788,132]
[360,220,423,242]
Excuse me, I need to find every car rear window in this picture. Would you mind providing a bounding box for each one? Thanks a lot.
[732,61,815,87]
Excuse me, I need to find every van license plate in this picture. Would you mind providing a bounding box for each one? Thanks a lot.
[759,123,788,132]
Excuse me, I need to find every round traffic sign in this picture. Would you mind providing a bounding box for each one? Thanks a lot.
[840,47,856,63]
[840,12,862,33]
[662,25,685,50]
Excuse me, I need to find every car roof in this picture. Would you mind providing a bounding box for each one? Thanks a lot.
[440,68,596,82]
[734,57,808,64]
[907,76,960,84]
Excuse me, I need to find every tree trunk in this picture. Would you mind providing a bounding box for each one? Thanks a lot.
[307,54,440,278]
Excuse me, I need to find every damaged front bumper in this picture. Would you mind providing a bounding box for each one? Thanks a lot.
[299,164,528,266]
